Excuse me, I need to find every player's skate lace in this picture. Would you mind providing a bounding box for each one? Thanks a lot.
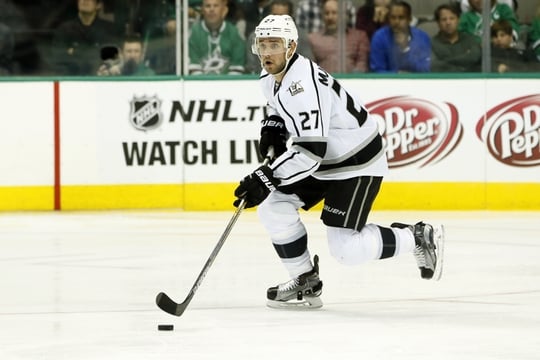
[267,255,323,302]
[413,245,427,267]
[278,278,300,292]
[391,221,437,280]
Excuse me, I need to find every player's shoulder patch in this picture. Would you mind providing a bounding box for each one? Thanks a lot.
[287,80,304,96]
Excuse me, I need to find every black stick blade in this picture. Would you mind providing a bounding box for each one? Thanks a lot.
[156,292,185,316]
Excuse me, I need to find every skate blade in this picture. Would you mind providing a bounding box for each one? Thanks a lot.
[266,296,323,310]
[433,224,445,281]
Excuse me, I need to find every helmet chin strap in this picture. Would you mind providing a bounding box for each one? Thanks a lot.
[278,48,294,78]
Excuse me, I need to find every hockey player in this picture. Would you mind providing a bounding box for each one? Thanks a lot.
[233,14,444,309]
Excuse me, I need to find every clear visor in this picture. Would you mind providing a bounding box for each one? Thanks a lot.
[251,38,288,56]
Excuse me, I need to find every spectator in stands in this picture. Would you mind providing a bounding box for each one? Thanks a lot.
[145,5,178,75]
[51,0,121,75]
[458,0,520,43]
[236,0,272,40]
[355,0,390,40]
[369,0,431,73]
[431,3,481,72]
[0,22,14,75]
[225,0,244,35]
[114,0,176,40]
[0,0,43,75]
[245,0,313,74]
[529,4,540,62]
[97,34,155,76]
[309,0,369,73]
[490,19,538,73]
[189,0,246,75]
[187,0,203,28]
[455,0,517,13]
[295,0,356,34]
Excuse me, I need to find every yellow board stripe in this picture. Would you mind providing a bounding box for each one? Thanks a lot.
[61,184,185,210]
[0,186,54,210]
[1,182,539,210]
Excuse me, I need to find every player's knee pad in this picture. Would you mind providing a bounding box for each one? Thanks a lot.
[257,192,305,243]
[327,224,380,266]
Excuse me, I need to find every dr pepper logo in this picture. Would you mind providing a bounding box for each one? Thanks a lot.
[476,94,540,167]
[367,96,463,168]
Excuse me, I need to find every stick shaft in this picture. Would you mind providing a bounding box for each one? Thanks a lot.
[179,199,246,307]
[156,150,273,316]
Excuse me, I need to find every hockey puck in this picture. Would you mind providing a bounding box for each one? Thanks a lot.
[158,324,174,331]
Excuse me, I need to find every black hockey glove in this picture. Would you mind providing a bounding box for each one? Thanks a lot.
[259,115,287,159]
[233,166,280,208]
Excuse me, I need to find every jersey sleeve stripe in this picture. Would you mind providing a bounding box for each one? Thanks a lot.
[316,132,383,174]
[272,151,319,181]
[291,138,327,158]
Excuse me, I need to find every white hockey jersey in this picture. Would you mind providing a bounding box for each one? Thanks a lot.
[260,54,388,186]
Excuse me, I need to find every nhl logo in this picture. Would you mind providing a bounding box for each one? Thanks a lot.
[129,95,163,131]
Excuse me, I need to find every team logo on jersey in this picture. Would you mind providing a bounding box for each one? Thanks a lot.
[201,47,230,74]
[287,80,304,96]
[129,95,163,131]
[367,96,462,168]
[475,94,540,167]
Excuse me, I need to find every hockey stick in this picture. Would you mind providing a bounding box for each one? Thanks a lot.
[156,149,274,317]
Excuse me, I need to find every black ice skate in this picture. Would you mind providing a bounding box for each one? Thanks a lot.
[267,255,323,309]
[391,221,445,281]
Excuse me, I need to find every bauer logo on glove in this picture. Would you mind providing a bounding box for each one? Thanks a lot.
[260,117,285,130]
[254,169,277,192]
[233,166,280,208]
[259,115,288,159]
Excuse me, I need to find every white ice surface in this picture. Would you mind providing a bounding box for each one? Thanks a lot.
[0,210,539,360]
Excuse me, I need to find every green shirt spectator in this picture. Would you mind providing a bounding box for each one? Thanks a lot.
[529,9,540,62]
[189,0,246,75]
[458,0,519,43]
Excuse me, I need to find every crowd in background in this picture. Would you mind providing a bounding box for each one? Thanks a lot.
[0,0,539,76]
